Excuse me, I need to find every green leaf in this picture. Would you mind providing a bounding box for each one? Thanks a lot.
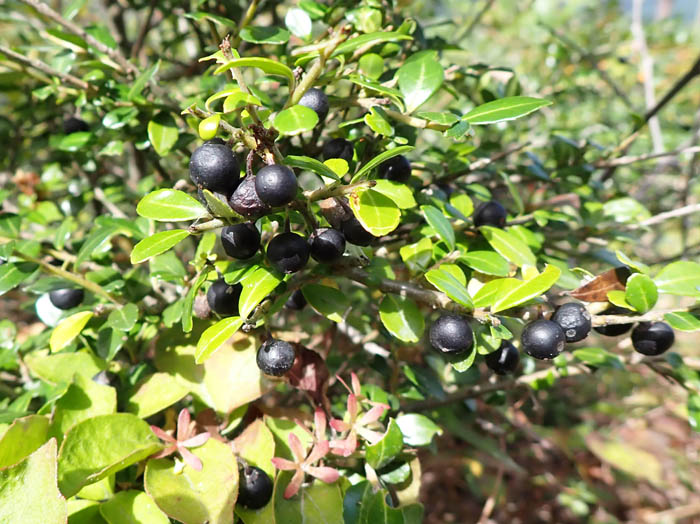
[572,347,624,369]
[366,419,403,470]
[607,289,633,310]
[491,265,561,313]
[137,189,209,222]
[425,268,473,309]
[205,87,261,112]
[397,51,444,113]
[587,437,662,486]
[654,261,700,297]
[344,481,403,524]
[239,266,282,319]
[57,131,92,152]
[378,295,425,343]
[0,440,66,524]
[359,53,384,79]
[58,413,162,498]
[603,198,650,223]
[416,111,459,125]
[240,26,290,45]
[347,75,405,111]
[274,105,319,136]
[130,230,189,264]
[625,273,657,313]
[50,311,93,353]
[481,226,536,267]
[302,284,350,323]
[145,439,238,524]
[285,8,312,38]
[400,237,433,273]
[214,58,295,86]
[688,393,700,432]
[364,106,394,136]
[147,113,178,156]
[274,475,344,524]
[231,419,276,478]
[473,278,521,308]
[664,312,700,332]
[351,145,415,182]
[463,96,551,125]
[106,303,138,332]
[460,251,510,277]
[200,189,242,218]
[126,372,189,418]
[349,188,401,236]
[24,351,104,385]
[99,490,169,524]
[395,414,442,446]
[421,205,455,249]
[331,31,412,58]
[182,270,211,333]
[0,415,49,469]
[285,155,340,181]
[184,11,237,28]
[195,316,244,364]
[0,262,37,296]
[128,60,160,100]
[372,179,417,209]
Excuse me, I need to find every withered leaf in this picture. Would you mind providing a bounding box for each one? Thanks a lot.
[570,266,631,302]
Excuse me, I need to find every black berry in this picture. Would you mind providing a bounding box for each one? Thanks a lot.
[238,466,273,509]
[221,223,260,260]
[254,165,298,207]
[266,232,310,274]
[298,88,329,122]
[323,138,353,163]
[429,314,473,354]
[340,217,375,246]
[310,228,345,263]
[473,201,507,228]
[256,339,296,376]
[63,116,89,134]
[593,306,634,337]
[285,289,307,310]
[378,155,411,183]
[189,143,240,195]
[206,278,242,316]
[230,175,270,219]
[485,340,520,375]
[205,138,225,145]
[551,302,591,342]
[631,322,674,356]
[49,288,84,310]
[521,319,566,360]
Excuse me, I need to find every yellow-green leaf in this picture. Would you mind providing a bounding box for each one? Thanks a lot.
[50,311,93,353]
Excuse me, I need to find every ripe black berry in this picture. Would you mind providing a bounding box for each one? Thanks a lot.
[189,143,240,195]
[521,319,565,360]
[266,232,310,274]
[298,88,329,122]
[254,165,298,207]
[631,322,674,356]
[238,466,273,509]
[378,155,411,183]
[285,289,307,310]
[221,223,260,260]
[340,217,375,246]
[429,314,473,354]
[256,339,296,376]
[485,340,520,375]
[323,138,353,163]
[49,288,84,310]
[593,306,634,337]
[310,228,345,263]
[230,175,270,218]
[473,201,507,228]
[206,278,242,316]
[63,116,89,134]
[551,302,591,343]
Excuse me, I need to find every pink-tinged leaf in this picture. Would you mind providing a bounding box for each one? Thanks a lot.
[307,466,340,484]
[177,409,191,441]
[351,372,361,397]
[293,417,315,438]
[330,432,357,457]
[314,408,327,438]
[181,432,210,448]
[358,404,389,426]
[284,470,305,499]
[151,425,175,442]
[305,440,330,465]
[347,394,358,420]
[180,447,203,471]
[336,374,352,394]
[288,433,306,463]
[329,418,351,433]
[271,457,298,471]
[150,445,177,459]
[357,427,384,445]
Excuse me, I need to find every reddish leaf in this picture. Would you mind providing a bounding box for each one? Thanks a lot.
[570,266,631,302]
[288,345,330,410]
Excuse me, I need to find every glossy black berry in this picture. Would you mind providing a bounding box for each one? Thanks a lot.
[256,339,296,376]
[310,228,345,263]
[485,340,520,375]
[63,116,89,134]
[189,143,240,195]
[230,175,270,218]
[298,88,329,122]
[340,217,375,246]
[221,223,260,260]
[254,165,298,207]
[631,322,674,356]
[593,306,634,337]
[266,232,310,274]
[473,201,507,228]
[238,466,273,509]
[429,314,473,355]
[205,137,225,145]
[521,319,566,360]
[285,289,307,310]
[49,288,84,310]
[323,138,353,163]
[206,278,242,316]
[378,155,411,183]
[551,302,591,343]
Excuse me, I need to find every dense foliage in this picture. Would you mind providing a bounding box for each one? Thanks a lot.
[1,1,700,522]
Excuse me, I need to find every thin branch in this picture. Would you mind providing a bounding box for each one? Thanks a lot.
[131,0,158,59]
[440,142,531,184]
[460,0,496,39]
[594,145,700,168]
[624,202,700,230]
[304,180,376,202]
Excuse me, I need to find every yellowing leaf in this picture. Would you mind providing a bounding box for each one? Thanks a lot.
[50,311,93,353]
